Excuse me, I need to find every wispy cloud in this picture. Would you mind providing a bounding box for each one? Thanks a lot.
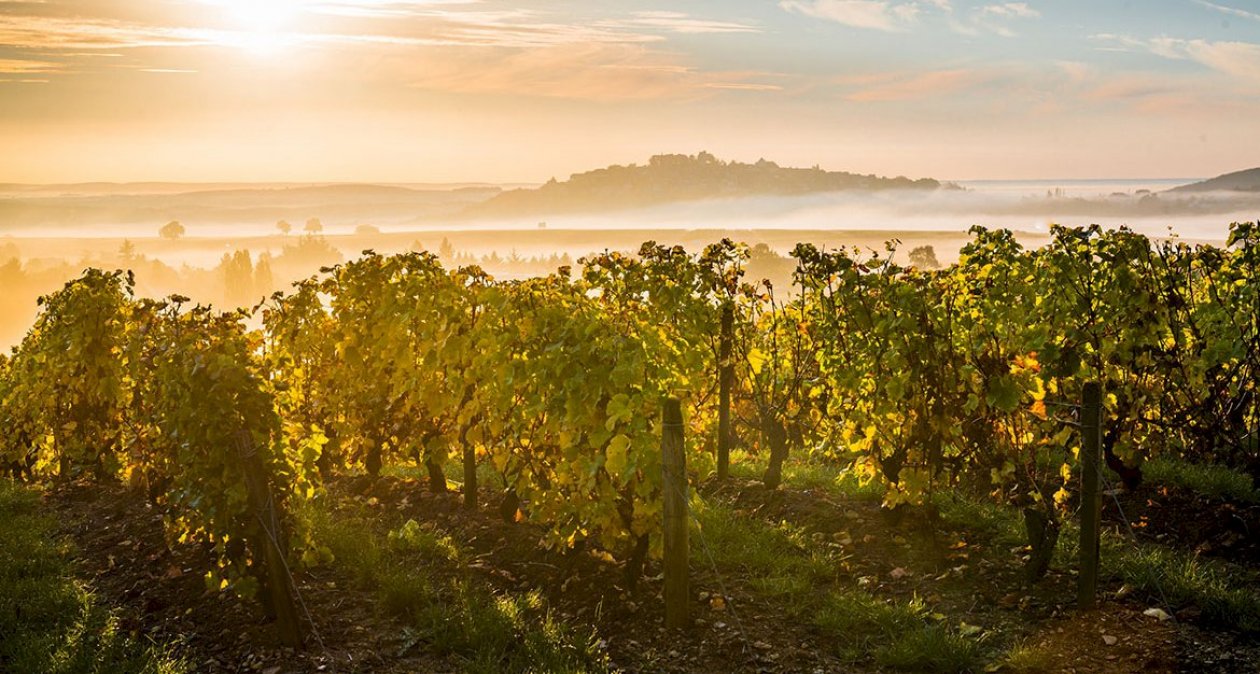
[954,2,1040,36]
[0,57,59,73]
[1093,33,1260,89]
[0,0,781,100]
[779,0,1036,36]
[779,0,918,32]
[0,15,214,50]
[615,11,760,35]
[1166,38,1260,84]
[844,68,978,100]
[703,81,784,91]
[979,3,1040,19]
[1192,0,1260,23]
[406,43,782,100]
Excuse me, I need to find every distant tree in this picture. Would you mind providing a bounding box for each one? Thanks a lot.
[159,220,185,240]
[278,233,343,269]
[276,220,292,236]
[908,245,941,270]
[439,237,455,262]
[0,239,19,262]
[221,250,254,307]
[254,253,274,297]
[0,256,23,286]
[355,224,381,236]
[304,217,323,234]
[118,239,138,266]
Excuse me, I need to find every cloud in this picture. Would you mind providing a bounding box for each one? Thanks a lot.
[406,43,784,100]
[1174,39,1260,84]
[779,0,915,32]
[843,68,980,101]
[979,3,1040,19]
[832,60,1249,118]
[0,57,59,73]
[0,1,669,54]
[0,15,214,50]
[1093,34,1260,89]
[1192,0,1260,23]
[0,1,780,98]
[951,2,1039,36]
[703,82,784,91]
[616,11,760,35]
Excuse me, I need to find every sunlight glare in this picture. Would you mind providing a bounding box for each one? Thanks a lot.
[216,0,306,55]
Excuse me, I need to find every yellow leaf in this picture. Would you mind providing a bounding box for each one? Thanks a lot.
[606,433,630,477]
[747,348,767,375]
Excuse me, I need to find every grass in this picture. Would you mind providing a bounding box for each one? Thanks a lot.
[302,502,607,674]
[1144,456,1259,503]
[727,450,885,500]
[935,493,1028,549]
[1106,543,1260,632]
[696,501,985,671]
[1001,641,1055,673]
[0,479,188,674]
[934,485,1260,634]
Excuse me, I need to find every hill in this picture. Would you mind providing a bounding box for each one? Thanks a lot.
[462,152,945,219]
[1169,167,1260,193]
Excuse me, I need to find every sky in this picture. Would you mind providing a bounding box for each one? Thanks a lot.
[0,0,1258,183]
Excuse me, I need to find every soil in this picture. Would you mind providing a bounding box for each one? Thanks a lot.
[1105,482,1260,567]
[47,481,453,674]
[41,474,1260,674]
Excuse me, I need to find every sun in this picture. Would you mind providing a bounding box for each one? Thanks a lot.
[214,0,306,55]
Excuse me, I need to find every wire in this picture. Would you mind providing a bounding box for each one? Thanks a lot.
[1089,459,1179,625]
[236,429,336,671]
[667,480,755,656]
[255,505,336,671]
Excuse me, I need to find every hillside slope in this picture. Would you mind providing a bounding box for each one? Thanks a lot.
[462,152,945,218]
[1169,168,1260,193]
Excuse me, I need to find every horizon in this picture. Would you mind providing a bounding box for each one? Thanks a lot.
[0,166,1230,189]
[3,1,1259,183]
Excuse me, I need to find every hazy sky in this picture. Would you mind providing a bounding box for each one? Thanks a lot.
[1,0,1258,183]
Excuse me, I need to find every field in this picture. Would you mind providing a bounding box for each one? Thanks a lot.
[2,223,1259,673]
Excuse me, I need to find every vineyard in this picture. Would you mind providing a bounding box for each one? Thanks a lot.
[2,223,1259,673]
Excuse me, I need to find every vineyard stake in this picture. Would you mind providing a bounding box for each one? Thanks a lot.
[662,397,690,629]
[1078,381,1103,610]
[717,304,734,481]
[238,433,305,647]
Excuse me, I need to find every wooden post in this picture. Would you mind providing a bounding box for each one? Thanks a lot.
[237,432,304,648]
[1078,381,1103,611]
[463,441,477,509]
[661,398,689,629]
[717,304,734,482]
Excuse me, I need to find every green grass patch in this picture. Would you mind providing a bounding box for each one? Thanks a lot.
[933,490,1260,634]
[727,450,885,500]
[874,623,984,673]
[0,480,188,674]
[935,493,1027,549]
[697,500,984,671]
[1000,640,1055,673]
[694,501,835,600]
[303,503,606,674]
[1144,457,1259,503]
[1107,543,1260,632]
